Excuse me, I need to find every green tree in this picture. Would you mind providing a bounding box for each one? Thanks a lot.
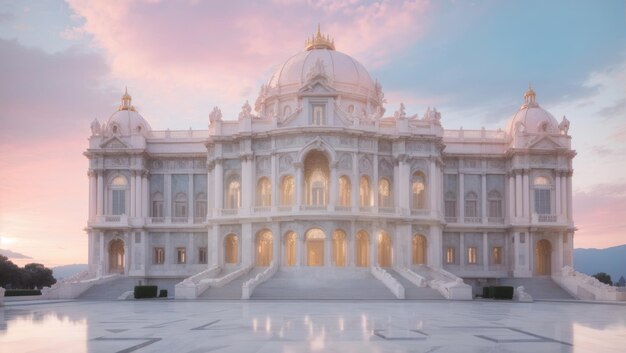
[0,256,57,289]
[23,263,56,289]
[592,272,613,286]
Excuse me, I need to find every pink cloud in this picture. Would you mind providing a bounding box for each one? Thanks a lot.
[573,183,626,249]
[65,0,430,104]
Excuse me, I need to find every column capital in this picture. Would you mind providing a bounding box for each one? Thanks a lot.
[87,170,97,177]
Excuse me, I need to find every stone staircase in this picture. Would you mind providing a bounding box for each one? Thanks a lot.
[250,268,397,300]
[496,277,574,300]
[77,277,141,300]
[199,267,265,299]
[385,269,444,300]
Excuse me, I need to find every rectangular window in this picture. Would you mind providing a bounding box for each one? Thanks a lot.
[534,189,551,214]
[467,247,477,264]
[176,247,186,264]
[174,202,187,218]
[446,247,456,264]
[312,105,325,125]
[492,246,502,265]
[154,247,165,264]
[445,201,456,217]
[152,201,164,217]
[488,199,502,218]
[195,201,207,218]
[465,200,478,217]
[198,247,208,264]
[112,190,125,215]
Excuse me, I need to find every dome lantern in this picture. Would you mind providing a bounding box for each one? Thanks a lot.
[304,24,335,51]
[119,87,136,112]
[523,82,537,107]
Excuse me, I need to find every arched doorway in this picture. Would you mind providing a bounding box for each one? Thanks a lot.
[332,230,347,267]
[108,238,125,274]
[535,239,552,276]
[412,234,427,265]
[256,230,273,266]
[224,234,239,264]
[378,232,392,267]
[355,230,369,267]
[304,151,329,206]
[283,231,297,266]
[305,228,325,266]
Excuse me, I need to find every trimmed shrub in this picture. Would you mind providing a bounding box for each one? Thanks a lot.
[134,285,157,299]
[491,286,514,300]
[158,289,168,298]
[482,286,491,298]
[5,289,42,297]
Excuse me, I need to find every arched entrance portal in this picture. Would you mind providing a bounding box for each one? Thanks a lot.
[355,231,369,267]
[305,228,325,266]
[535,239,552,276]
[256,230,273,266]
[412,234,427,265]
[108,238,125,274]
[378,232,392,267]
[224,234,239,264]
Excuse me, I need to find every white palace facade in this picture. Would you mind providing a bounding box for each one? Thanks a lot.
[82,28,584,300]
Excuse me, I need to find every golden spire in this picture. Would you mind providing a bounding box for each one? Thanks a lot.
[304,24,335,51]
[119,86,136,111]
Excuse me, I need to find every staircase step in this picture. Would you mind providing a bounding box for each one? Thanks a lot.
[385,269,444,300]
[496,278,574,300]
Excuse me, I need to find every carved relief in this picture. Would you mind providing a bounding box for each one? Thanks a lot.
[379,158,393,177]
[104,157,130,168]
[256,156,270,176]
[253,138,271,151]
[279,153,295,172]
[276,136,296,148]
[224,159,241,170]
[488,159,506,169]
[358,138,374,150]
[359,156,372,174]
[378,140,392,153]
[339,136,352,146]
[338,153,352,170]
[407,141,429,152]
[463,159,480,168]
[530,155,556,167]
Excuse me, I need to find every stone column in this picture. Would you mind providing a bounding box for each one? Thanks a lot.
[97,171,104,216]
[372,155,379,209]
[99,232,105,276]
[88,171,97,220]
[482,232,488,272]
[398,157,409,212]
[508,174,515,221]
[295,163,303,209]
[429,159,437,214]
[187,233,194,266]
[211,225,220,267]
[522,171,530,219]
[352,153,359,211]
[459,172,465,222]
[555,172,562,217]
[241,156,252,215]
[481,174,487,223]
[271,153,277,212]
[142,172,149,218]
[136,171,143,218]
[515,171,522,218]
[242,223,252,266]
[566,172,573,221]
[561,174,567,219]
[296,234,303,267]
[459,232,465,268]
[324,233,331,267]
[329,163,338,210]
[164,174,172,222]
[188,174,194,223]
[393,158,399,211]
[130,172,136,218]
[429,226,442,268]
[214,160,223,215]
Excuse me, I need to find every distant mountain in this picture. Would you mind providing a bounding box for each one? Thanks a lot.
[574,245,626,284]
[0,248,32,259]
[52,264,88,280]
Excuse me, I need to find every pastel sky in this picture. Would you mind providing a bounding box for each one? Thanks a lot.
[0,0,624,268]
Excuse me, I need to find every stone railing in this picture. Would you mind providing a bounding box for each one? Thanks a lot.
[171,217,188,224]
[394,266,427,287]
[428,267,472,300]
[44,273,120,299]
[253,206,271,213]
[242,262,278,299]
[277,205,293,212]
[334,206,351,212]
[487,217,504,224]
[371,266,405,299]
[177,265,251,299]
[221,209,239,216]
[174,265,220,299]
[464,217,481,223]
[445,217,457,223]
[552,266,626,301]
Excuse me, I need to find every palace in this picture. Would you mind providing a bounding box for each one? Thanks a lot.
[82,27,580,300]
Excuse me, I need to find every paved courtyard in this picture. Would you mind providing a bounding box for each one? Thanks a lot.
[1,299,625,352]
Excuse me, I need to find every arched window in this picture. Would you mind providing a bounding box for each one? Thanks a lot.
[411,172,426,209]
[283,232,297,266]
[151,192,164,218]
[487,190,502,218]
[338,176,351,207]
[226,178,241,209]
[110,175,128,215]
[355,231,370,267]
[173,192,188,218]
[464,191,479,218]
[305,228,325,266]
[256,230,273,266]
[224,234,238,264]
[312,105,325,125]
[412,234,427,265]
[195,192,207,219]
[332,230,347,267]
[304,151,329,206]
[359,176,372,207]
[534,176,552,214]
[280,175,295,206]
[256,177,271,207]
[378,178,392,208]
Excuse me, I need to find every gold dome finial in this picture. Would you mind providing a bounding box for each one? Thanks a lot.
[119,86,136,111]
[524,82,537,106]
[304,24,335,51]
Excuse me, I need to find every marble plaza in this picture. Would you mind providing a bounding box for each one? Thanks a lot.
[1,299,625,352]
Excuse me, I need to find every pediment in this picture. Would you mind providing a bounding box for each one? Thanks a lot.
[100,136,129,149]
[298,80,337,96]
[527,136,561,149]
